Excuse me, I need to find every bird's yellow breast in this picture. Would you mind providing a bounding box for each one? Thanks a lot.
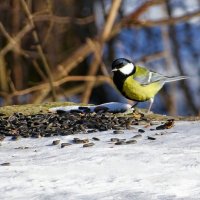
[122,76,162,101]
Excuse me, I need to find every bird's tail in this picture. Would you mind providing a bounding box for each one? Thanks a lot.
[164,76,189,83]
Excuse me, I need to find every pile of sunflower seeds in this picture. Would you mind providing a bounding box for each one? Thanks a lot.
[0,111,148,139]
[0,110,175,140]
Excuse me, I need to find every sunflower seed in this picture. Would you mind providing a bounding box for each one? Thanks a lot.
[1,162,10,166]
[110,138,119,142]
[52,140,60,145]
[92,137,100,141]
[113,130,124,134]
[61,143,71,148]
[83,142,95,147]
[138,129,145,133]
[131,134,142,139]
[126,139,137,144]
[115,141,126,145]
[147,136,156,140]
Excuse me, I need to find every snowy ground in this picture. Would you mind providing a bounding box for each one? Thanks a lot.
[0,121,200,200]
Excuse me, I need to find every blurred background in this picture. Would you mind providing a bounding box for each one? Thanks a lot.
[0,0,200,116]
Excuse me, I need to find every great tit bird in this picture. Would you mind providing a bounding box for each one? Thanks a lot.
[112,58,188,112]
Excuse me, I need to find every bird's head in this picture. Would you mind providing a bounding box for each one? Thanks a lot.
[112,58,135,76]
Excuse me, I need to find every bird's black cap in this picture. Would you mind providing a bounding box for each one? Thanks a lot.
[112,58,132,70]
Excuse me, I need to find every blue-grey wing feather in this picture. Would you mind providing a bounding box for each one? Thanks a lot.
[134,71,166,85]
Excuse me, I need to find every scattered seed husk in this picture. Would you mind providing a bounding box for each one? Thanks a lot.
[156,119,175,130]
[73,138,89,144]
[126,139,137,144]
[147,136,156,140]
[113,130,124,134]
[110,138,120,142]
[131,134,142,139]
[61,143,71,148]
[83,142,95,147]
[92,137,100,141]
[1,162,10,166]
[73,138,82,144]
[115,141,126,145]
[52,140,60,145]
[14,146,29,149]
[138,129,145,133]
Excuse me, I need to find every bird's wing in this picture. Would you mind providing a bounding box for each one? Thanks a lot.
[146,71,166,84]
[133,66,165,85]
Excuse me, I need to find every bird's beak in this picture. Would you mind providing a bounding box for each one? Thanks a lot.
[112,68,118,72]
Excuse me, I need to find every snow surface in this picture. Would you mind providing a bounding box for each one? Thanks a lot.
[49,102,132,113]
[0,121,200,200]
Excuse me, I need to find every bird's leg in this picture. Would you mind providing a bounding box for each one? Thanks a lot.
[147,98,154,113]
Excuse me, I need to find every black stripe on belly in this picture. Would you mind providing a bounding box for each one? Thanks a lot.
[113,72,125,92]
[113,72,147,102]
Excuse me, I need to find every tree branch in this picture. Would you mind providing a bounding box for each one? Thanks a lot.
[126,10,200,27]
[11,76,113,97]
[0,23,33,57]
[81,0,122,103]
[20,0,57,101]
[33,14,94,25]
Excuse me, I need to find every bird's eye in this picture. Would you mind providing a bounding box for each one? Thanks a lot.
[115,63,123,68]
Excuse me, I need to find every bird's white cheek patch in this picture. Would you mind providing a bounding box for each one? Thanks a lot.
[119,63,134,75]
